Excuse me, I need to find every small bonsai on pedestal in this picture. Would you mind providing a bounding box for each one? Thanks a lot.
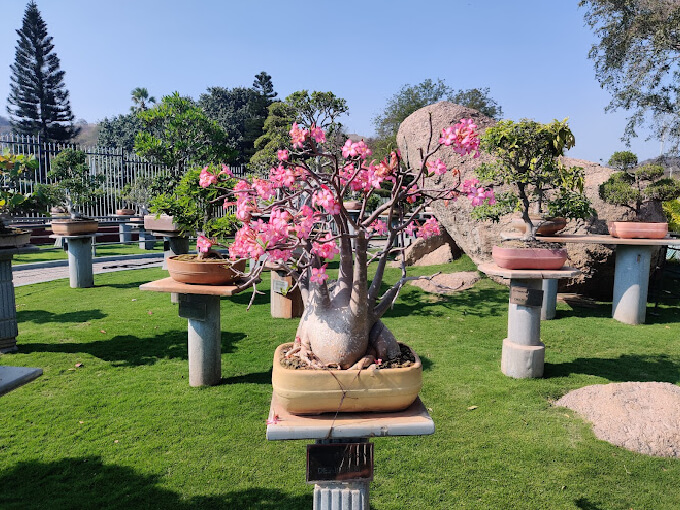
[473,118,593,241]
[47,149,104,220]
[600,151,680,221]
[0,149,38,242]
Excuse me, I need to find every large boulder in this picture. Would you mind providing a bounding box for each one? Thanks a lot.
[397,102,666,299]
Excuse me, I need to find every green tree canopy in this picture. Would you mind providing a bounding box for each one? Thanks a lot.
[607,150,638,171]
[134,92,235,177]
[97,113,142,152]
[581,0,680,152]
[249,90,347,172]
[6,1,78,142]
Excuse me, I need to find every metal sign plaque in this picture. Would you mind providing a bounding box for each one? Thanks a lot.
[510,286,544,308]
[306,442,374,483]
[271,278,290,295]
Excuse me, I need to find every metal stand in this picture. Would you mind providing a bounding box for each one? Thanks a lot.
[267,395,434,510]
[0,245,38,352]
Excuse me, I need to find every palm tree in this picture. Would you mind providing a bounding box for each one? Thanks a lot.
[130,87,156,112]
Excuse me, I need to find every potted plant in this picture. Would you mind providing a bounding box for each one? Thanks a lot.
[199,117,490,414]
[46,148,104,235]
[0,149,38,247]
[600,153,680,238]
[153,165,242,284]
[472,118,594,269]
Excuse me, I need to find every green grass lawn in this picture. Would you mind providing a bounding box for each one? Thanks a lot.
[2,256,680,509]
[11,243,166,265]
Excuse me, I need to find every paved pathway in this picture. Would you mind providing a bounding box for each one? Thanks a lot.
[12,252,164,286]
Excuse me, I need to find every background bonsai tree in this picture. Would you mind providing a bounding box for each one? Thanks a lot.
[150,164,239,258]
[121,176,154,215]
[472,118,594,240]
[199,117,492,369]
[600,156,680,219]
[47,149,104,219]
[0,149,38,234]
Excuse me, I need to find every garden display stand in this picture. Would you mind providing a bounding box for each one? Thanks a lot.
[51,234,96,288]
[0,244,38,353]
[266,394,434,510]
[528,234,680,325]
[478,263,580,379]
[139,277,246,386]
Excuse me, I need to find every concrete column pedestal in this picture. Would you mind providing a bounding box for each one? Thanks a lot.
[502,278,545,378]
[66,236,94,288]
[179,293,221,386]
[0,253,18,353]
[612,245,652,325]
[118,222,133,243]
[541,278,558,320]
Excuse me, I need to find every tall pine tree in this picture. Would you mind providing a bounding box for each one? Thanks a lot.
[7,2,79,142]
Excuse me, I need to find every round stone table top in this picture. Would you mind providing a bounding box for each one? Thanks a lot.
[478,263,580,280]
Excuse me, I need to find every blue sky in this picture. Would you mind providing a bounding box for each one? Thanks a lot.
[0,0,665,164]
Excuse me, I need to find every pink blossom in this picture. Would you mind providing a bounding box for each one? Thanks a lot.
[312,186,341,215]
[439,118,480,158]
[310,124,326,144]
[230,224,266,260]
[310,264,329,284]
[342,139,357,158]
[253,178,274,200]
[196,235,213,253]
[220,164,234,178]
[270,164,296,189]
[461,179,480,194]
[269,248,293,261]
[294,205,316,239]
[417,217,441,239]
[266,414,281,425]
[199,166,217,188]
[404,222,417,237]
[353,140,372,159]
[426,158,447,176]
[369,219,388,236]
[312,233,339,259]
[277,149,289,161]
[289,122,309,149]
[468,186,496,206]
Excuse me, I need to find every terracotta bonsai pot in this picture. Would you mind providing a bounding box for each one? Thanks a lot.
[143,214,180,232]
[0,229,32,248]
[492,245,568,270]
[343,200,361,211]
[166,255,246,285]
[608,221,668,239]
[115,208,136,216]
[510,215,567,236]
[50,219,99,236]
[271,342,423,415]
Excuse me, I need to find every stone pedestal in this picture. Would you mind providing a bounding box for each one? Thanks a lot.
[64,235,95,288]
[515,234,680,325]
[267,395,434,510]
[118,222,133,243]
[612,245,653,325]
[478,264,580,379]
[140,277,245,386]
[139,228,155,250]
[541,279,558,320]
[0,245,38,352]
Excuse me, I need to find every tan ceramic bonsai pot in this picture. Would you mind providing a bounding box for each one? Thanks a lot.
[166,255,246,285]
[492,246,568,270]
[143,214,180,232]
[510,215,567,236]
[271,342,423,415]
[115,208,136,216]
[608,221,668,239]
[50,219,99,236]
[0,229,32,248]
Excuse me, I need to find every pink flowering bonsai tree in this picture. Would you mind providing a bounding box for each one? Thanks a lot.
[198,117,492,369]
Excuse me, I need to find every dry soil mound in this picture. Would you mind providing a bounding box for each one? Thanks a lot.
[555,382,680,457]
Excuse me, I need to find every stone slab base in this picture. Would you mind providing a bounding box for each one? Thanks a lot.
[0,366,42,395]
[501,338,545,379]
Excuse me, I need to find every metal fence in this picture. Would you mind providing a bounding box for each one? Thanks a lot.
[0,134,246,217]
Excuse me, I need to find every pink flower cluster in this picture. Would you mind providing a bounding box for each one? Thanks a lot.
[341,139,372,159]
[199,166,218,188]
[462,179,496,206]
[369,219,388,236]
[312,186,341,215]
[289,122,309,149]
[312,233,339,259]
[426,158,447,176]
[196,235,213,253]
[310,264,329,284]
[439,119,480,158]
[416,216,441,239]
